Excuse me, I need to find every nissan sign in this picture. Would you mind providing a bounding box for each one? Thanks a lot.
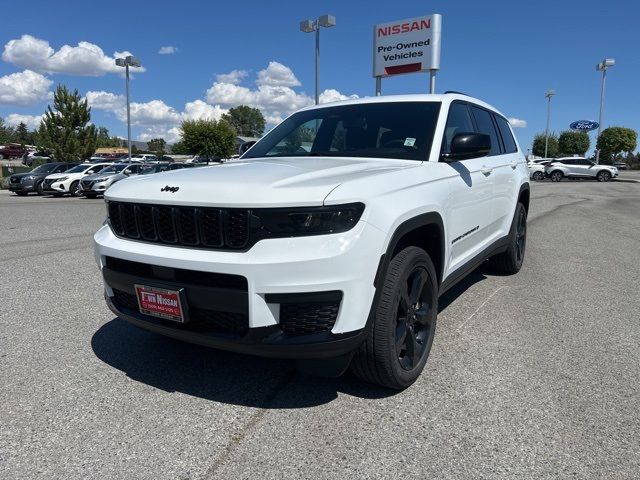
[570,120,599,132]
[373,14,442,78]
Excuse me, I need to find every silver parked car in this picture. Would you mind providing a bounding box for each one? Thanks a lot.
[545,157,618,182]
[80,163,143,198]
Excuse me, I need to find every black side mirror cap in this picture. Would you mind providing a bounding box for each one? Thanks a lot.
[238,141,257,155]
[441,133,491,161]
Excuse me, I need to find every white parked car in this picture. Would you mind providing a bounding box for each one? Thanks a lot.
[545,157,618,182]
[94,93,530,389]
[43,162,113,196]
[528,162,546,181]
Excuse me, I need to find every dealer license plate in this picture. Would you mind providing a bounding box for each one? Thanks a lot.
[134,284,187,323]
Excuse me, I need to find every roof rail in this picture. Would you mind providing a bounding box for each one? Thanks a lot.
[443,90,469,96]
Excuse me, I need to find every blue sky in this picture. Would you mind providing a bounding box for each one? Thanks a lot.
[0,0,637,153]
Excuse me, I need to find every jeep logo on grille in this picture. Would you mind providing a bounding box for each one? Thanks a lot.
[161,185,180,193]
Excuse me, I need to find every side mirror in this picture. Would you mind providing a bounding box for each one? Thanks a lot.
[442,133,491,161]
[239,141,256,155]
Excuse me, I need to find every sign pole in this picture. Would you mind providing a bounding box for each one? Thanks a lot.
[429,70,436,94]
[376,77,382,96]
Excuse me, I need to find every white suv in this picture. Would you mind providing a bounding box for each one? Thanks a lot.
[94,94,530,389]
[43,162,113,196]
[545,157,618,182]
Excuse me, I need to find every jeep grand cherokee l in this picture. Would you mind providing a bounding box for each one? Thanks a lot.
[95,94,530,389]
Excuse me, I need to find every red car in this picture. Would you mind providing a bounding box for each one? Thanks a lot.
[0,144,27,159]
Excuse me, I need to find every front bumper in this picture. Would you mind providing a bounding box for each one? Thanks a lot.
[94,220,385,358]
[44,180,70,194]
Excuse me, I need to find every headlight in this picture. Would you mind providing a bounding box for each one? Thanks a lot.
[94,177,108,183]
[55,176,68,182]
[254,203,365,237]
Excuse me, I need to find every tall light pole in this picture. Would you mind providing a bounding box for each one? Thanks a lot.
[115,55,141,160]
[300,14,336,105]
[595,58,615,164]
[544,89,555,158]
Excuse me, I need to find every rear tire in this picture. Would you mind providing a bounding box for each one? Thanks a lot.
[532,171,544,181]
[36,181,44,195]
[488,202,527,274]
[550,171,563,182]
[350,246,438,390]
[597,170,611,182]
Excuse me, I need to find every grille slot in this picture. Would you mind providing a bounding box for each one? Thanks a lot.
[279,302,340,335]
[108,202,251,250]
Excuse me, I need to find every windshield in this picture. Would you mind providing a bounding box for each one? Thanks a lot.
[244,102,441,161]
[31,163,59,173]
[99,165,127,174]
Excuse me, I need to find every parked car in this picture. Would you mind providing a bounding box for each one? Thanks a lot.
[528,162,546,181]
[22,151,51,166]
[8,162,77,195]
[80,163,143,198]
[43,162,113,196]
[545,157,618,182]
[613,162,628,170]
[95,93,530,389]
[130,154,158,163]
[0,144,27,159]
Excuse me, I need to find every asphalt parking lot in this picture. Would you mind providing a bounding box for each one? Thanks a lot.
[1,174,639,479]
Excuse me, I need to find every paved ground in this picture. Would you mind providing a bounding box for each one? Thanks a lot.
[1,174,639,479]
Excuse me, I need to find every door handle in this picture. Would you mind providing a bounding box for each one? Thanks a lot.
[510,161,518,169]
[481,166,492,175]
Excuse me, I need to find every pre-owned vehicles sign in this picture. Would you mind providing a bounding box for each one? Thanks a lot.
[373,14,442,78]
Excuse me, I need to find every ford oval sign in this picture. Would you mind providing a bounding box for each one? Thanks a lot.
[570,120,599,131]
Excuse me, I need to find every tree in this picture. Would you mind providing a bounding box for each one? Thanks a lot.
[180,119,236,158]
[221,105,265,137]
[15,122,31,145]
[169,140,189,155]
[532,132,559,158]
[40,85,97,161]
[558,130,590,156]
[0,117,15,145]
[596,127,638,164]
[147,138,167,157]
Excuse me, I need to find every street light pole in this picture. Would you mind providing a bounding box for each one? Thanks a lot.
[300,14,336,105]
[125,64,131,161]
[544,89,555,158]
[115,55,141,161]
[595,58,615,164]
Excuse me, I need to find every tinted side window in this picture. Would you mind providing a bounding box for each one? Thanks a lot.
[576,158,591,165]
[470,106,501,156]
[495,116,518,153]
[560,159,575,165]
[442,102,474,155]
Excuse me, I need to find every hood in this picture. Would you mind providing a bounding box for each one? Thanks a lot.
[10,173,31,180]
[105,156,419,207]
[85,172,124,181]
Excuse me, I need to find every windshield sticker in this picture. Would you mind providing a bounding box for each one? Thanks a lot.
[404,137,416,147]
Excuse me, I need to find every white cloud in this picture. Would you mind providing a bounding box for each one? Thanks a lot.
[256,61,301,87]
[215,69,248,85]
[319,89,359,104]
[4,113,44,129]
[158,46,178,55]
[137,126,182,143]
[2,35,145,76]
[85,90,125,111]
[183,100,227,121]
[508,117,527,128]
[0,70,52,106]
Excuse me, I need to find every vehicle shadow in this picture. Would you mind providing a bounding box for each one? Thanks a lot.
[92,265,491,409]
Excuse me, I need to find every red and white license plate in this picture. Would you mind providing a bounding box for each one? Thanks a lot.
[134,284,186,323]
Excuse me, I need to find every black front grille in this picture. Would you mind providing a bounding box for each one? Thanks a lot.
[10,176,20,184]
[81,180,94,189]
[111,289,249,336]
[43,178,54,188]
[108,202,251,250]
[279,302,340,334]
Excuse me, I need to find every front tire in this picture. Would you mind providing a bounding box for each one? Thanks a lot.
[597,170,611,182]
[550,171,563,182]
[488,202,527,274]
[532,171,544,181]
[36,181,44,195]
[69,181,81,197]
[351,246,438,390]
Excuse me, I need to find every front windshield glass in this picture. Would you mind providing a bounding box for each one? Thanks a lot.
[66,165,89,173]
[99,165,127,174]
[31,163,58,173]
[244,102,441,161]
